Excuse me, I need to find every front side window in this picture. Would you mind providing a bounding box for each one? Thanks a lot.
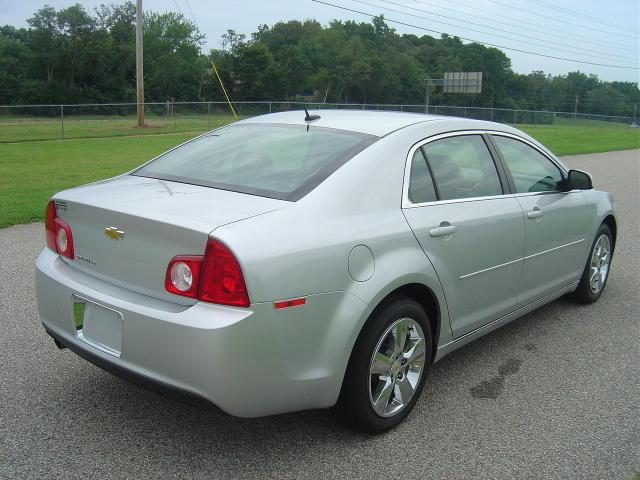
[133,124,377,201]
[492,135,563,193]
[422,135,503,201]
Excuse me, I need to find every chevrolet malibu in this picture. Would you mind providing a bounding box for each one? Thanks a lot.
[36,110,616,433]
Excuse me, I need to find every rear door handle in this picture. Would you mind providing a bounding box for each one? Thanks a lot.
[527,208,544,219]
[429,225,457,237]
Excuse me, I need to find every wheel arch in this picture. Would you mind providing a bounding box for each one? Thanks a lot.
[354,282,442,364]
[602,214,617,253]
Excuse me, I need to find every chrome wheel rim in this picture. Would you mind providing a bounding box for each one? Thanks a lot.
[368,318,426,418]
[589,234,611,294]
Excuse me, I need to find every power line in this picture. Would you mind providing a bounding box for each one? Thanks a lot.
[522,0,639,34]
[182,0,198,25]
[488,0,639,40]
[311,0,640,70]
[365,0,638,63]
[170,0,184,16]
[411,0,638,53]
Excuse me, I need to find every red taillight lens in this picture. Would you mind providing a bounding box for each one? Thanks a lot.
[199,239,250,307]
[164,239,250,307]
[45,200,74,259]
[45,201,57,251]
[164,255,202,298]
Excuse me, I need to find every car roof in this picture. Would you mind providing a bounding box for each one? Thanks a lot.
[238,109,469,137]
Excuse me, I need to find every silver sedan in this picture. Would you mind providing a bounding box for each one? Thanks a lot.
[36,110,616,433]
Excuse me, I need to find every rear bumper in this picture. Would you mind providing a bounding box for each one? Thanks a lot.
[44,324,221,412]
[36,248,365,417]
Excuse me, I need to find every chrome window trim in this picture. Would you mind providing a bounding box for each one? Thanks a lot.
[402,129,570,209]
[402,130,511,208]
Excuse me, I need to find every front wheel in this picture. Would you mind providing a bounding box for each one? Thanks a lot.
[569,224,613,304]
[334,297,432,433]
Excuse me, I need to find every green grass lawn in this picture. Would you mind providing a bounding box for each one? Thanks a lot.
[0,124,638,228]
[517,125,640,156]
[0,134,193,228]
[0,113,240,142]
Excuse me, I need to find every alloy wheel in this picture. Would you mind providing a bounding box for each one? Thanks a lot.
[589,234,611,294]
[368,318,426,417]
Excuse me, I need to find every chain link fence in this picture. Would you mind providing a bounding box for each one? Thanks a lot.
[0,101,633,143]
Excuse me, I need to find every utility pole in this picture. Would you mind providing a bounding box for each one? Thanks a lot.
[424,81,430,114]
[633,104,637,125]
[136,0,144,128]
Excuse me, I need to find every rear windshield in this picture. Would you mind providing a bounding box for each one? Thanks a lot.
[132,123,377,201]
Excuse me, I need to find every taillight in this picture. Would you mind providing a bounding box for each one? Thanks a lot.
[164,238,250,307]
[164,255,202,298]
[45,201,57,251]
[45,200,74,259]
[199,239,250,307]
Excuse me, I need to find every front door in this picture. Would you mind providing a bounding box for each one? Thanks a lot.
[489,134,590,306]
[402,133,525,338]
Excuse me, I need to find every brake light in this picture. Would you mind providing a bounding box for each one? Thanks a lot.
[199,239,250,307]
[164,238,250,307]
[45,200,74,259]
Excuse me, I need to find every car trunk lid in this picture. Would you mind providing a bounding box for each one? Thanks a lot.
[53,175,286,303]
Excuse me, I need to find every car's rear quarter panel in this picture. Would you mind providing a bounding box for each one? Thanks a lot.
[214,126,454,392]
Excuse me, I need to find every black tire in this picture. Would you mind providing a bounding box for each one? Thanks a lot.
[334,296,432,434]
[569,223,613,304]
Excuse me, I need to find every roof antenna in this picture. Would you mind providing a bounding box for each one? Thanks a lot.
[304,106,321,122]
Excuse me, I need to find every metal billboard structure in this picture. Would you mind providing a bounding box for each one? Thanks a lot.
[425,72,483,113]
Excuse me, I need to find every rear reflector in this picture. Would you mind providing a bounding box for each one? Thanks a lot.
[273,297,306,309]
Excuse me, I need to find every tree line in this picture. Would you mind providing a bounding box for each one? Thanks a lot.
[0,2,638,117]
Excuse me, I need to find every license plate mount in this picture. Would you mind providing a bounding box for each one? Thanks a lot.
[72,295,123,357]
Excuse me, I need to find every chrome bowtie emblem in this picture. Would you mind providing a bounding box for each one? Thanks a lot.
[104,226,125,241]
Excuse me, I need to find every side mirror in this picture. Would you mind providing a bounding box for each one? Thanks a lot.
[566,169,593,190]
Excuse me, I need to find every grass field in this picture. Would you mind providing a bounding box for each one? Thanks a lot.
[0,124,638,228]
[0,113,240,143]
[518,125,640,155]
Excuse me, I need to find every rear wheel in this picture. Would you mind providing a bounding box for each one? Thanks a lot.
[335,297,432,433]
[569,224,613,304]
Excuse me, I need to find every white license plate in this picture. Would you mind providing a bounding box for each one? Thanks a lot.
[72,295,123,357]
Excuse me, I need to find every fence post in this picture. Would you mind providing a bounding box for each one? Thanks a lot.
[400,104,404,112]
[269,101,272,114]
[514,110,517,124]
[490,108,494,122]
[208,102,211,130]
[534,111,537,125]
[60,105,64,139]
[464,107,467,118]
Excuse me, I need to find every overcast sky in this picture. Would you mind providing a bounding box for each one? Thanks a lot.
[2,0,639,82]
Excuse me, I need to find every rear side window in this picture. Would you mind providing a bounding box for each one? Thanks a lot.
[133,124,377,201]
[408,148,437,203]
[422,135,503,201]
[492,135,563,193]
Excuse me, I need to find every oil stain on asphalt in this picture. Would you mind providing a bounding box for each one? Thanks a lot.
[470,357,523,399]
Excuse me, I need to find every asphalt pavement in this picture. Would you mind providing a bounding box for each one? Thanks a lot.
[0,149,638,480]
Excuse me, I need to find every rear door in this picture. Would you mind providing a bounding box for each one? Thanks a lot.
[402,132,525,338]
[489,133,590,306]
